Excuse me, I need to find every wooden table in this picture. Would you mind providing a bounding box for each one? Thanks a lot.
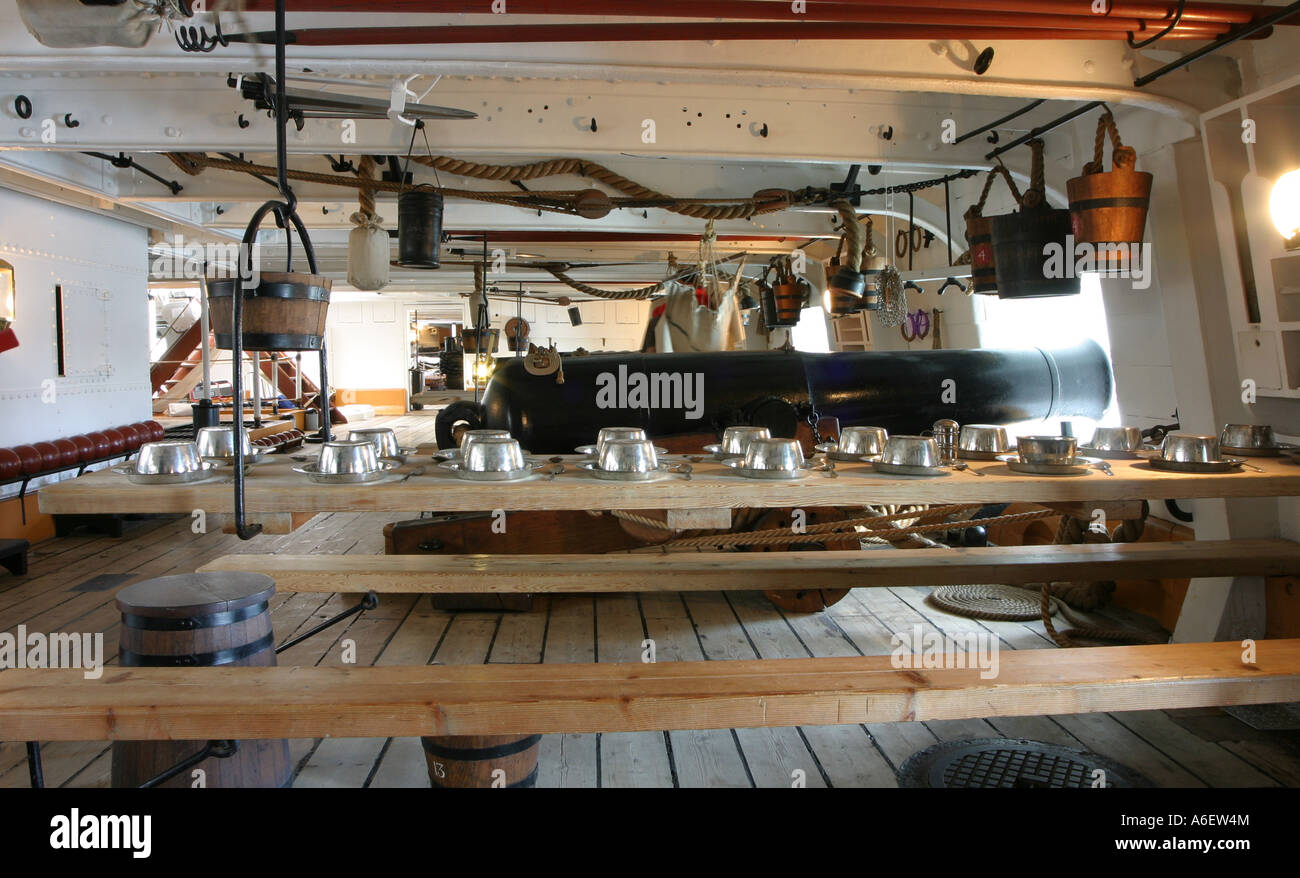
[37,452,1300,517]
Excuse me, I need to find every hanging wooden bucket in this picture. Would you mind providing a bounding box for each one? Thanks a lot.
[111,572,292,789]
[964,166,1021,295]
[207,271,331,351]
[422,734,541,788]
[461,328,500,353]
[1067,112,1152,268]
[989,138,1080,300]
[396,186,445,269]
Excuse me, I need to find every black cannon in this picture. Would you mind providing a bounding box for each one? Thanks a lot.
[435,342,1113,452]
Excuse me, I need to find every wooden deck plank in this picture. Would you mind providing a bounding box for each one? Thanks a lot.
[536,597,600,789]
[595,595,673,788]
[195,540,1300,593]
[8,641,1297,742]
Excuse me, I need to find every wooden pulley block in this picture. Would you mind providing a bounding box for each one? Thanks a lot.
[574,188,614,219]
[745,507,859,612]
[751,188,794,211]
[504,316,530,339]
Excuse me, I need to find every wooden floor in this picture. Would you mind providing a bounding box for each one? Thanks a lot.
[3,412,1298,788]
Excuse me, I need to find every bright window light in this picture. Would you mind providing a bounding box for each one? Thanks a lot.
[976,273,1120,437]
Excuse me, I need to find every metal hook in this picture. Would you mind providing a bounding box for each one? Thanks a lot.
[62,113,79,128]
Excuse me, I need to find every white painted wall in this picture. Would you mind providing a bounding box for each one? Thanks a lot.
[0,187,150,448]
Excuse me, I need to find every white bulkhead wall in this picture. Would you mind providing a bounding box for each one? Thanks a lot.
[0,187,150,450]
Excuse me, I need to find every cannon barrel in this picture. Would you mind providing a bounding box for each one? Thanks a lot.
[469,342,1113,453]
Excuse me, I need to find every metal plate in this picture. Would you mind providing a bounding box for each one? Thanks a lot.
[1145,457,1245,473]
[720,458,816,480]
[958,447,1015,461]
[814,443,883,462]
[898,738,1151,789]
[439,462,537,482]
[870,461,949,477]
[997,454,1100,476]
[112,463,222,485]
[292,460,401,483]
[576,461,678,482]
[1221,443,1298,458]
[575,444,668,457]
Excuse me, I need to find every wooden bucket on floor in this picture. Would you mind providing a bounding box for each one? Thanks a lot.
[207,271,331,351]
[422,734,541,788]
[111,572,292,789]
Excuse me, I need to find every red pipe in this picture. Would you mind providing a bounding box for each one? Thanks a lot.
[279,22,1238,45]
[249,0,1290,26]
[446,230,821,242]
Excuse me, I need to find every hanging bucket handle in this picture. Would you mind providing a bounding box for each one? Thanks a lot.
[830,200,865,272]
[1084,111,1139,175]
[1022,138,1047,209]
[968,164,1023,218]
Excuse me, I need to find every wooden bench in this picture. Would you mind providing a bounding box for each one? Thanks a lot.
[4,640,1299,741]
[196,539,1300,593]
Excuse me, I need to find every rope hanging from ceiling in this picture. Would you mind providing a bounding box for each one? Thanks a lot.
[164,151,805,219]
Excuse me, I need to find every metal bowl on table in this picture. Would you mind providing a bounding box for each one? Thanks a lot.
[195,425,274,464]
[294,439,399,483]
[1017,435,1078,465]
[579,438,674,481]
[817,426,888,462]
[1080,426,1145,458]
[871,435,948,477]
[1218,423,1293,457]
[442,436,535,481]
[113,440,218,485]
[722,437,814,480]
[348,426,414,462]
[704,426,771,460]
[957,424,1011,460]
[1146,432,1244,473]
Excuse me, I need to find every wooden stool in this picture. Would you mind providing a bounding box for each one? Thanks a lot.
[110,572,292,788]
[0,539,29,576]
[422,735,541,788]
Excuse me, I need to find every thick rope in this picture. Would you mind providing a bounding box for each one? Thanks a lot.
[166,152,793,220]
[1083,111,1137,175]
[831,201,865,272]
[357,153,377,220]
[411,154,792,220]
[970,164,1023,217]
[1023,138,1046,209]
[656,507,1052,549]
[542,266,663,300]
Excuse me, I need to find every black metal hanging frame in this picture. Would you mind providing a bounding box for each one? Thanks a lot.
[230,0,330,541]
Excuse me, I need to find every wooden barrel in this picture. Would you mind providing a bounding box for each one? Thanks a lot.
[769,282,803,327]
[989,205,1081,300]
[207,271,331,352]
[422,734,541,788]
[111,572,292,789]
[965,211,998,294]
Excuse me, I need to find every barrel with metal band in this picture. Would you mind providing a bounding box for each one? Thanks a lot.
[206,270,332,351]
[110,572,292,788]
[1067,112,1153,268]
[963,165,1021,295]
[422,734,541,788]
[989,138,1080,299]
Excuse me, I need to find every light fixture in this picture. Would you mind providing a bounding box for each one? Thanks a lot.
[1270,168,1300,250]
